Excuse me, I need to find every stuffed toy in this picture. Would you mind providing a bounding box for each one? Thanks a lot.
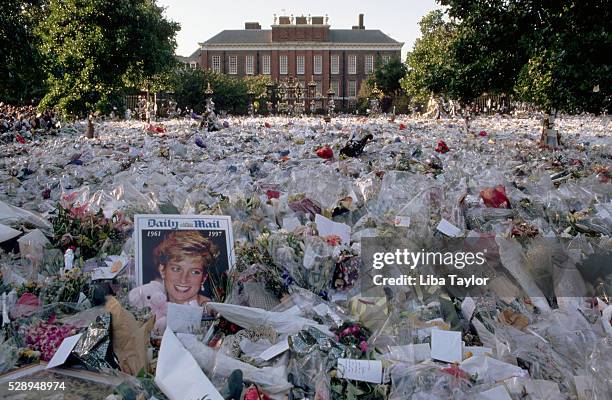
[128,281,167,334]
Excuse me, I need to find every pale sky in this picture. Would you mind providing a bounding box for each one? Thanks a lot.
[158,0,440,59]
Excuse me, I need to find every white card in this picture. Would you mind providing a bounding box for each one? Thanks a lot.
[155,328,223,400]
[46,334,83,369]
[436,218,463,237]
[393,216,411,227]
[282,216,302,232]
[461,297,476,320]
[478,385,512,400]
[166,303,203,333]
[315,214,351,245]
[258,337,289,361]
[336,359,383,384]
[430,329,463,363]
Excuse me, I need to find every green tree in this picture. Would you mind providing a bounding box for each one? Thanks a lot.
[0,0,47,104]
[369,57,407,97]
[170,68,262,114]
[36,0,179,117]
[401,10,457,106]
[439,0,610,114]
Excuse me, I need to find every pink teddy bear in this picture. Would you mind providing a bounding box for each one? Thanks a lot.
[128,281,167,335]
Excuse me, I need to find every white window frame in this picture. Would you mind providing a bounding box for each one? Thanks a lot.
[348,80,357,98]
[211,56,221,73]
[262,55,270,75]
[313,55,322,75]
[228,55,237,74]
[365,55,374,74]
[331,81,340,98]
[315,81,322,97]
[331,55,339,74]
[245,55,254,75]
[296,55,305,75]
[382,55,391,65]
[348,55,357,75]
[279,55,288,75]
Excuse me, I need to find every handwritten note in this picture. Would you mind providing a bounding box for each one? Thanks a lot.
[336,359,383,384]
[166,303,203,334]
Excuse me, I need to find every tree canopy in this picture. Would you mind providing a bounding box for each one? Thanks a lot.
[0,0,47,104]
[401,10,457,105]
[438,0,610,113]
[36,0,179,117]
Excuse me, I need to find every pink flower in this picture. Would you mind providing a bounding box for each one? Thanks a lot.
[359,341,368,353]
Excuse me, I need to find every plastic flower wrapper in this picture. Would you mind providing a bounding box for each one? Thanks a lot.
[0,335,19,373]
[71,313,119,371]
[388,362,473,400]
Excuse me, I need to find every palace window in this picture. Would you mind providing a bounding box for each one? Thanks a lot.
[262,55,270,74]
[228,56,237,74]
[211,56,221,73]
[297,55,305,74]
[348,80,357,97]
[365,55,374,74]
[315,81,322,97]
[331,55,339,74]
[382,55,391,65]
[245,55,254,75]
[313,55,322,75]
[331,81,340,97]
[280,55,288,75]
[348,55,357,74]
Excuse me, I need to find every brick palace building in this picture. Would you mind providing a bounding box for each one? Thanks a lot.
[183,14,403,109]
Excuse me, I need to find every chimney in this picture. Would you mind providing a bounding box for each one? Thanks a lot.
[245,22,261,29]
[353,14,365,29]
[311,16,324,25]
[279,16,291,25]
[296,15,307,25]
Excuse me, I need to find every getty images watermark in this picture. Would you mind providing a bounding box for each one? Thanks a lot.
[360,236,612,299]
[371,248,490,288]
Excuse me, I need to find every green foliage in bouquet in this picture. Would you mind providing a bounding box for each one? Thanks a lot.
[40,268,90,305]
[16,281,43,298]
[51,202,131,260]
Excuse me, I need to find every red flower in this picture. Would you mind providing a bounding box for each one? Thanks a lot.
[435,140,450,153]
[441,364,471,380]
[325,235,341,246]
[399,123,407,130]
[316,146,334,159]
[266,190,281,200]
[15,134,26,144]
[479,130,487,136]
[244,386,270,400]
[480,185,511,208]
[264,122,271,128]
